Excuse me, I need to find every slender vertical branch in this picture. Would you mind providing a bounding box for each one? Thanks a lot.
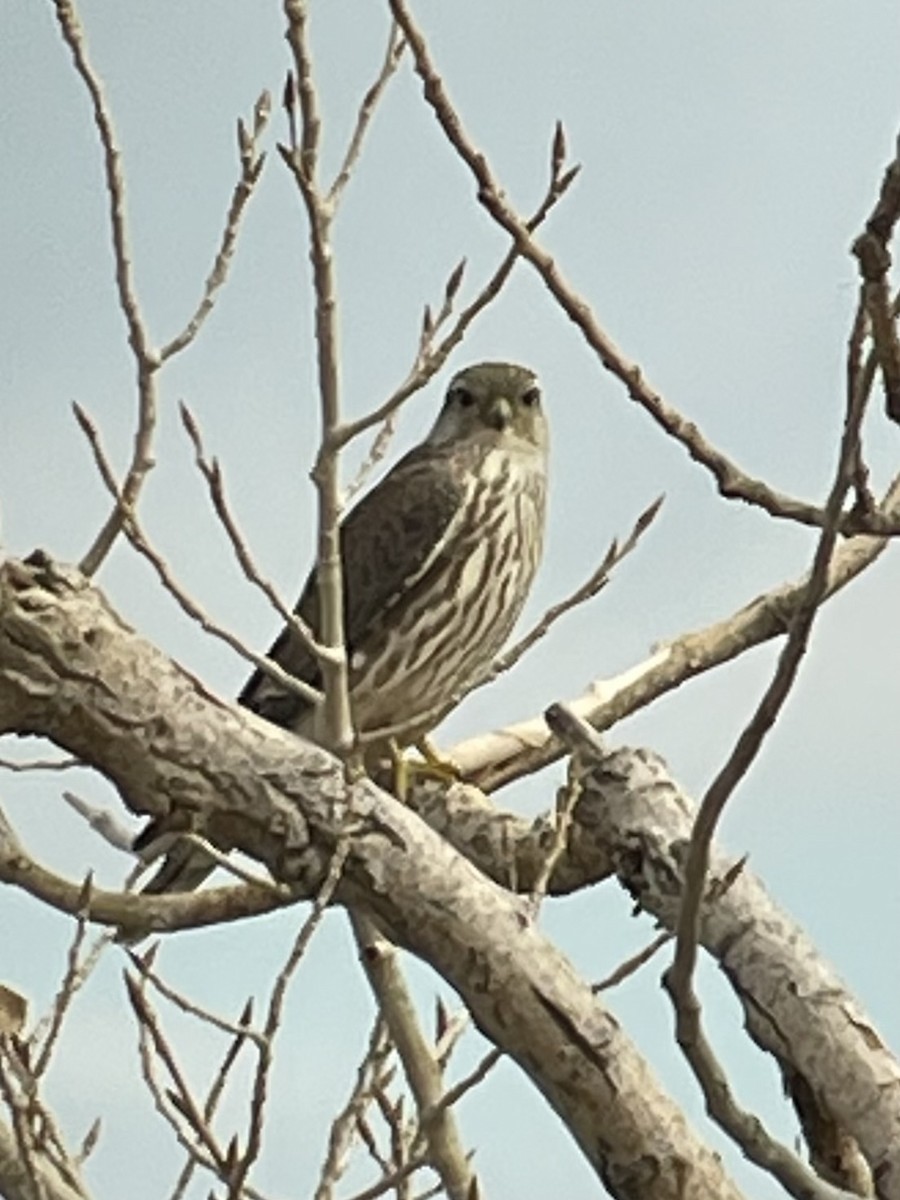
[350,914,477,1200]
[54,2,269,577]
[852,137,900,423]
[282,0,353,755]
[660,295,873,1197]
[50,0,149,362]
[327,24,406,208]
[668,300,871,990]
[160,91,272,362]
[51,0,160,578]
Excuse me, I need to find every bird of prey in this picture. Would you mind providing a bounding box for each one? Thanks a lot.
[139,361,548,894]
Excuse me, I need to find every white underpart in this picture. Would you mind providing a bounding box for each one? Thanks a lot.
[349,440,547,743]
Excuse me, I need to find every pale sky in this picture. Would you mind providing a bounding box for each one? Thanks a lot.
[2,3,899,1198]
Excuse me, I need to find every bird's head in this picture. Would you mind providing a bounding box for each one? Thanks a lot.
[426,362,548,454]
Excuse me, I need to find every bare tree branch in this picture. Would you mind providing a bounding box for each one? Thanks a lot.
[228,844,349,1194]
[73,404,321,708]
[126,970,229,1174]
[852,135,900,424]
[388,0,900,540]
[336,122,580,452]
[159,91,271,362]
[546,740,900,1200]
[0,1117,92,1200]
[592,933,672,994]
[167,998,255,1200]
[281,0,353,754]
[352,914,476,1200]
[0,758,81,774]
[486,494,663,683]
[327,24,405,208]
[0,1035,94,1200]
[452,474,900,791]
[51,3,269,577]
[660,284,872,1199]
[179,402,325,680]
[50,0,160,577]
[0,556,752,1199]
[314,1016,393,1200]
[0,802,292,935]
[30,892,113,1080]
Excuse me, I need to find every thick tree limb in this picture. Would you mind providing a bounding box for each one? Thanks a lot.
[0,554,747,1200]
[564,744,900,1200]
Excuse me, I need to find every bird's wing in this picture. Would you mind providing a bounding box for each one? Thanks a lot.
[238,445,465,729]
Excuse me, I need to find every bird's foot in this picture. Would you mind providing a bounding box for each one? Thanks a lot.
[390,737,460,803]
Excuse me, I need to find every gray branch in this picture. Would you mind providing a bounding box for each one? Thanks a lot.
[569,744,900,1200]
[0,553,747,1200]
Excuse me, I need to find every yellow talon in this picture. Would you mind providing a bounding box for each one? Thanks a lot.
[389,737,460,803]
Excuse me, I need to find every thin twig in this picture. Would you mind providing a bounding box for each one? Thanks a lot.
[227,840,349,1195]
[433,1007,471,1071]
[282,0,354,754]
[179,402,325,671]
[131,1002,262,1200]
[0,1054,48,1200]
[125,971,227,1174]
[314,1016,392,1200]
[660,288,873,1198]
[340,124,577,514]
[73,402,321,707]
[54,8,268,573]
[343,1154,433,1200]
[129,957,261,1047]
[51,0,160,577]
[669,295,872,987]
[592,933,673,993]
[372,1076,416,1200]
[31,887,95,1079]
[488,494,663,681]
[389,0,900,541]
[428,1048,502,1120]
[327,25,405,207]
[851,136,900,423]
[344,411,400,503]
[167,1000,255,1200]
[136,832,279,892]
[0,757,81,773]
[160,91,272,361]
[527,759,583,914]
[0,1036,92,1199]
[335,124,580,452]
[50,0,147,362]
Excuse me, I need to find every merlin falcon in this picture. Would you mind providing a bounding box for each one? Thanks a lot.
[139,361,548,893]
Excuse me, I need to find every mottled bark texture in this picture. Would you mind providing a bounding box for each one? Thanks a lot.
[575,748,900,1199]
[0,554,746,1200]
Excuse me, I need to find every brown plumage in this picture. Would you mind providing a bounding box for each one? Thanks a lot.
[138,361,548,894]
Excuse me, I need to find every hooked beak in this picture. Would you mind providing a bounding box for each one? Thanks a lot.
[485,396,513,431]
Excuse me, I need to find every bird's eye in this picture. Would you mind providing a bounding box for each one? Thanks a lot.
[450,387,475,408]
[521,386,541,407]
